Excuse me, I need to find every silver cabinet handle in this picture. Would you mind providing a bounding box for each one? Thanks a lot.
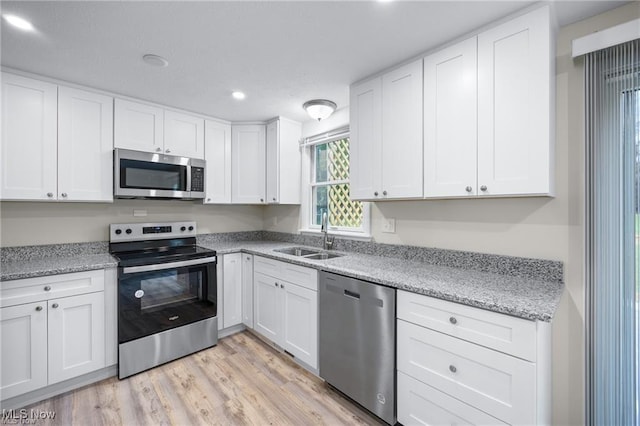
[207,198,211,202]
[35,306,43,312]
[480,185,487,191]
[47,193,53,198]
[272,197,276,201]
[280,284,284,289]
[51,303,59,309]
[246,256,251,260]
[449,316,458,325]
[274,282,278,287]
[165,149,171,153]
[449,365,457,373]
[383,190,387,196]
[465,186,472,193]
[44,286,51,291]
[260,198,264,202]
[374,191,379,196]
[61,193,68,198]
[155,147,162,152]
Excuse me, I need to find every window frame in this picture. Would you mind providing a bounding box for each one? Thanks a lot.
[299,129,371,239]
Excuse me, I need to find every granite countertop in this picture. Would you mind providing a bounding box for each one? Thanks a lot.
[0,238,563,322]
[198,241,563,322]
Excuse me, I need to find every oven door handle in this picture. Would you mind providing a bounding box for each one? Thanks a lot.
[121,256,217,274]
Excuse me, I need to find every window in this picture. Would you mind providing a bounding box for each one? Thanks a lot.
[304,133,369,236]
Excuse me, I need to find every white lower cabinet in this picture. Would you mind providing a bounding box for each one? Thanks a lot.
[396,290,551,426]
[0,270,111,402]
[398,371,506,426]
[242,254,254,328]
[222,253,243,329]
[253,256,318,369]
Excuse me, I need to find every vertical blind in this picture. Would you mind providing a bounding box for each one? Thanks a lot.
[585,39,639,426]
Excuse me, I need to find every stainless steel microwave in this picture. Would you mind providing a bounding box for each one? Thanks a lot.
[114,148,205,200]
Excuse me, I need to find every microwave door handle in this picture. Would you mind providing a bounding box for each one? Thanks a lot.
[121,256,217,274]
[186,165,192,193]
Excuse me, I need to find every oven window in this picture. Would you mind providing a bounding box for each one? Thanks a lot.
[118,264,216,343]
[140,270,201,311]
[120,159,187,191]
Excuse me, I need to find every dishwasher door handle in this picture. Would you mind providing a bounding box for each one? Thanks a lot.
[344,289,361,300]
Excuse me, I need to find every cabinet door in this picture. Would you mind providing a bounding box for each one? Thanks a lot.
[48,292,105,385]
[477,6,552,196]
[0,302,48,400]
[204,120,232,203]
[253,272,281,344]
[282,282,318,369]
[1,73,57,201]
[58,87,114,202]
[231,124,266,204]
[265,120,279,203]
[114,99,164,153]
[222,253,243,329]
[424,37,478,198]
[381,60,423,199]
[350,77,382,200]
[242,254,254,328]
[398,371,506,426]
[164,110,205,159]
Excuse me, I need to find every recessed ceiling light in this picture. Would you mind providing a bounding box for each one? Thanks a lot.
[3,14,34,31]
[232,91,246,100]
[142,54,169,67]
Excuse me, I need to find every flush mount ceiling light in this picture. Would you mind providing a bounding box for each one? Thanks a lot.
[142,54,169,67]
[303,99,337,121]
[3,14,34,31]
[232,91,246,100]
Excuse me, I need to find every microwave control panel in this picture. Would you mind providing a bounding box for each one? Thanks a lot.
[191,167,205,192]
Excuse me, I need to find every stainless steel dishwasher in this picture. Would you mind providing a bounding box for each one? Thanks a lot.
[319,271,396,425]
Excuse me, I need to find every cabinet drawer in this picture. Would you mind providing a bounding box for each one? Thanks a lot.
[253,256,317,291]
[397,320,536,425]
[0,270,105,308]
[253,256,282,278]
[280,262,317,291]
[398,371,506,426]
[397,290,536,361]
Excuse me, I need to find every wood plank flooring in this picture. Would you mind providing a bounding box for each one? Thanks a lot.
[24,331,384,425]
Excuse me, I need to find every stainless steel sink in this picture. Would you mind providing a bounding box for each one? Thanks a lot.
[304,252,344,260]
[273,246,344,260]
[274,247,322,257]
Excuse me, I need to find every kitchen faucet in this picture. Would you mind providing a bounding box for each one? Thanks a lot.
[321,212,335,250]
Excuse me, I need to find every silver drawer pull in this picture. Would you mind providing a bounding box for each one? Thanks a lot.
[449,316,457,325]
[51,303,59,309]
[35,306,43,312]
[449,365,457,373]
[44,286,51,291]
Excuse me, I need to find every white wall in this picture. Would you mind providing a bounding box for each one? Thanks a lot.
[266,3,640,424]
[0,200,264,246]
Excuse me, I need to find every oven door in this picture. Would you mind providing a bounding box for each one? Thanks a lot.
[118,256,217,344]
[114,148,192,199]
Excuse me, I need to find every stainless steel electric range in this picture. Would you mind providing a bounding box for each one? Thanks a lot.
[109,221,217,379]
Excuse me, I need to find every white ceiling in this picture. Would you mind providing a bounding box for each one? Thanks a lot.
[0,1,629,123]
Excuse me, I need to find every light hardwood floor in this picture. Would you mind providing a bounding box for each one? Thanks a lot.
[25,331,384,425]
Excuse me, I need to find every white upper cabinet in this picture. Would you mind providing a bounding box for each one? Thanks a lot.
[114,99,205,159]
[477,6,552,196]
[266,117,302,204]
[114,99,164,153]
[231,124,266,204]
[350,78,382,200]
[0,73,114,202]
[381,60,424,199]
[424,37,478,198]
[1,73,58,201]
[350,59,423,201]
[164,110,205,158]
[204,120,232,204]
[58,87,114,202]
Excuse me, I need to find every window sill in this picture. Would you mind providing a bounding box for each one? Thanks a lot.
[299,229,373,242]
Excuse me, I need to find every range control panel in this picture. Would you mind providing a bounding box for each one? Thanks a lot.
[110,221,197,243]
